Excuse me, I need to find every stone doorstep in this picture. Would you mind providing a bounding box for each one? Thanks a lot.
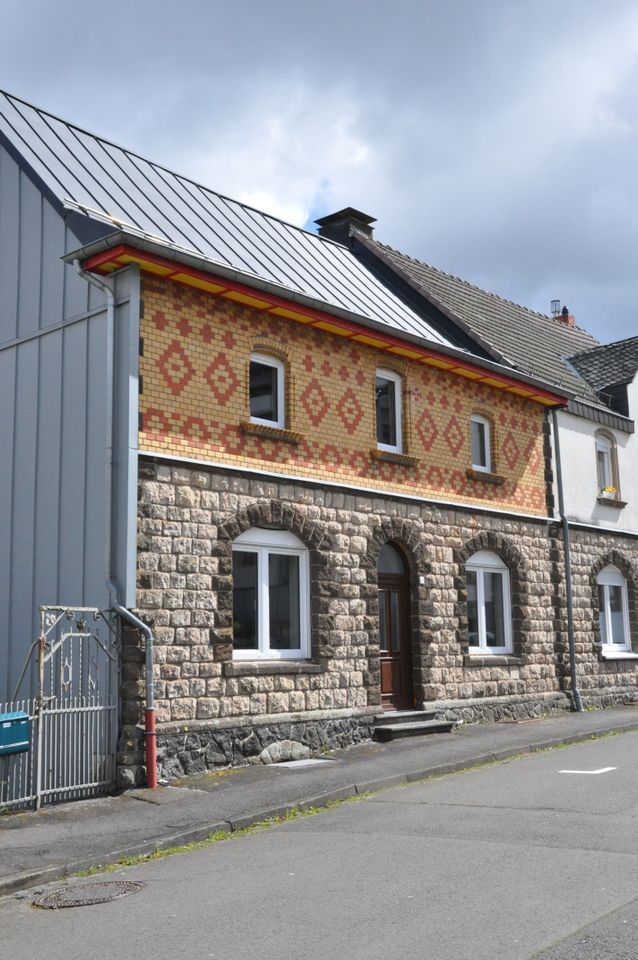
[373,709,438,726]
[373,717,456,742]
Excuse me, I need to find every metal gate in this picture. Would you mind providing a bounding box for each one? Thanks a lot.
[1,606,119,810]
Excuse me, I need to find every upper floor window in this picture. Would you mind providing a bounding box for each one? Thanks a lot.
[595,432,619,498]
[250,354,285,428]
[232,527,310,660]
[470,415,491,473]
[376,369,402,453]
[466,550,512,654]
[597,565,631,651]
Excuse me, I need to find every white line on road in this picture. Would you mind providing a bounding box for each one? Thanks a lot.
[559,767,617,775]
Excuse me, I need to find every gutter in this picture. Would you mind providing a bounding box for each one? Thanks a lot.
[63,230,572,406]
[73,259,157,788]
[551,409,583,712]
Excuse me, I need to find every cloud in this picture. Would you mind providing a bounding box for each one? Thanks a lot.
[2,0,637,341]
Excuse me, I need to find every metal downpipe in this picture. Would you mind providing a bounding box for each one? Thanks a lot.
[551,409,583,712]
[112,603,157,789]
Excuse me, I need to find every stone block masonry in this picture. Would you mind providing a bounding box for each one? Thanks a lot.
[117,458,638,786]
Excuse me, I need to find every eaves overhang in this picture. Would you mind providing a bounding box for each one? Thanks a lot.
[64,230,571,408]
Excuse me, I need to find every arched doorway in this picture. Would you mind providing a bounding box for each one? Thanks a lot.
[378,542,414,710]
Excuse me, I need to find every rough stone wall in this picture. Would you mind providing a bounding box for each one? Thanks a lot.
[138,275,548,513]
[569,529,638,704]
[118,458,638,785]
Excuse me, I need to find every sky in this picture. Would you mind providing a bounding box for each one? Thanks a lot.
[2,0,638,343]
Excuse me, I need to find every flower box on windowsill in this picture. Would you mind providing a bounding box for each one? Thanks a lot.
[596,495,627,508]
[466,468,505,486]
[370,449,419,467]
[240,421,302,445]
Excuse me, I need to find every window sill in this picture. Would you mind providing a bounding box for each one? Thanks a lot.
[240,421,302,445]
[370,449,419,467]
[466,468,505,486]
[599,651,638,661]
[223,659,327,676]
[464,654,523,667]
[596,496,627,508]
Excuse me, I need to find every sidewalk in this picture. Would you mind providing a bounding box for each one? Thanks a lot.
[2,707,638,898]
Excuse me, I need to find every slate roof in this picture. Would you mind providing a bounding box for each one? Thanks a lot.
[0,89,458,350]
[570,336,638,391]
[357,236,601,402]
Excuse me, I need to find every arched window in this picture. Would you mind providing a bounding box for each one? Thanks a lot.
[232,528,309,659]
[595,431,620,499]
[597,565,631,651]
[249,353,285,428]
[470,414,492,473]
[466,550,512,654]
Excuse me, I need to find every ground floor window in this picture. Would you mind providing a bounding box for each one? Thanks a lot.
[466,550,512,654]
[232,527,310,659]
[597,565,631,650]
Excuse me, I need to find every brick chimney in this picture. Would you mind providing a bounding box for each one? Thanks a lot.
[314,207,376,245]
[559,304,576,327]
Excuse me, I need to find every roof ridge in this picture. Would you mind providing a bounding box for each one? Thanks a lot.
[0,88,339,248]
[375,239,598,339]
[570,334,638,358]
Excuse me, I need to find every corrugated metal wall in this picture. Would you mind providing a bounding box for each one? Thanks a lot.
[0,143,139,701]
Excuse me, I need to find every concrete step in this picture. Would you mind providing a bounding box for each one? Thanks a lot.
[373,719,456,742]
[373,710,438,726]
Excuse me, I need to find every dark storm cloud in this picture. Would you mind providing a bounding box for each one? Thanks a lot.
[2,0,637,341]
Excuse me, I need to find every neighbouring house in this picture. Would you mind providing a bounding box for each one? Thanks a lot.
[340,212,638,711]
[1,92,633,798]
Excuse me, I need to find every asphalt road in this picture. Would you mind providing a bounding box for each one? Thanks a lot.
[3,732,638,960]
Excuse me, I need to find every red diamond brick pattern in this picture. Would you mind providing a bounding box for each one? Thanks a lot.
[443,415,464,457]
[204,354,239,405]
[300,378,329,427]
[158,341,195,396]
[337,388,364,435]
[139,275,549,516]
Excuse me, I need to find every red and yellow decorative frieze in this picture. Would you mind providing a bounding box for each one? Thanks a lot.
[138,276,550,514]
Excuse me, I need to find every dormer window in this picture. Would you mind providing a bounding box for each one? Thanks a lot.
[250,354,285,428]
[376,369,402,453]
[470,415,491,473]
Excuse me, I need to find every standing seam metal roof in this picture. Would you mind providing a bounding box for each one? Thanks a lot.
[0,89,455,349]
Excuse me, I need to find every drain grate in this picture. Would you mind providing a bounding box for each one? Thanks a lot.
[34,880,146,909]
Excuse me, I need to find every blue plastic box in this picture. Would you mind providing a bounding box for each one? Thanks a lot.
[0,711,31,756]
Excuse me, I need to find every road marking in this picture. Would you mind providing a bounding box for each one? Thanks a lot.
[559,767,617,775]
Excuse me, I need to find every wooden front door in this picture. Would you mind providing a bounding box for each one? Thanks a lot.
[378,544,413,710]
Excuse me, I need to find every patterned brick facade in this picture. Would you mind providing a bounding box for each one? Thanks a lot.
[139,277,548,514]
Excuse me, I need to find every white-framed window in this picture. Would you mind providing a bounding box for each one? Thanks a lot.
[232,527,310,659]
[466,550,512,654]
[595,433,619,497]
[376,369,402,453]
[249,354,285,428]
[597,565,631,651]
[470,414,491,472]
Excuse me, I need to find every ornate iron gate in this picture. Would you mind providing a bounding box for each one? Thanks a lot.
[1,606,119,810]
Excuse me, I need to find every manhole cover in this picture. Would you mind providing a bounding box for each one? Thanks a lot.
[34,880,146,909]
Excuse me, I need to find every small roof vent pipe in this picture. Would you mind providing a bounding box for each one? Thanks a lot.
[551,299,561,317]
[315,207,377,246]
